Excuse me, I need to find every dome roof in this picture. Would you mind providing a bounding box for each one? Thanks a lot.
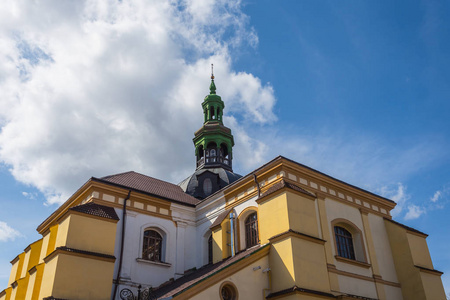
[179,167,241,199]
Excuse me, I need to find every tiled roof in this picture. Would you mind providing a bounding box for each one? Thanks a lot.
[69,202,119,220]
[209,208,232,229]
[261,179,315,199]
[151,244,269,299]
[266,285,336,299]
[94,171,200,206]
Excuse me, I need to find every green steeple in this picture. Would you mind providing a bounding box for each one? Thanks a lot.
[193,70,234,171]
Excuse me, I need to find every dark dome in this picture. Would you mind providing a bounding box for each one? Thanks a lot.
[179,167,241,199]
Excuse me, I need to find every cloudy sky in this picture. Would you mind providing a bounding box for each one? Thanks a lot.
[0,0,449,294]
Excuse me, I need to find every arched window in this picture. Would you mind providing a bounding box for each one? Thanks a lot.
[208,235,213,264]
[245,213,259,248]
[142,230,163,262]
[334,226,355,260]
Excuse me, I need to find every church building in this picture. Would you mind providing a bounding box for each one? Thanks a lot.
[0,74,446,300]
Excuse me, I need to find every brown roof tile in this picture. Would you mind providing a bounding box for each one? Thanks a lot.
[69,202,119,220]
[209,208,232,230]
[151,244,269,299]
[94,171,200,206]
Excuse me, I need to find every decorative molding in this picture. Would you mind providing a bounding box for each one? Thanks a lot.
[136,258,172,268]
[269,229,325,245]
[327,265,401,288]
[415,265,444,276]
[334,256,371,269]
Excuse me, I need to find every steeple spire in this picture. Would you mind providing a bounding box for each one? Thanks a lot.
[192,70,235,171]
[210,64,216,94]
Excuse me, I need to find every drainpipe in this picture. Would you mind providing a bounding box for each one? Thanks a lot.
[229,212,236,257]
[253,174,260,198]
[111,190,131,300]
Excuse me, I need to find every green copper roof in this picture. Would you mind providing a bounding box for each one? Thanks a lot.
[209,78,216,94]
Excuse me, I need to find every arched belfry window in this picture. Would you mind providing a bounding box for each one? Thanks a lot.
[143,230,163,262]
[334,226,355,260]
[245,213,259,248]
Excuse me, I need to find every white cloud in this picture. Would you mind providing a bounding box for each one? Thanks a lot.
[379,183,410,217]
[0,0,444,209]
[404,204,426,220]
[0,0,275,205]
[431,190,442,203]
[0,222,21,242]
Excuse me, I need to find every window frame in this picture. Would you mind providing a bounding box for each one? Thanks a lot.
[244,212,259,249]
[237,207,259,251]
[139,226,169,265]
[331,219,369,265]
[334,226,355,260]
[219,281,239,300]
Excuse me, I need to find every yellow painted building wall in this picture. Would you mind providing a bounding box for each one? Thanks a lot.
[258,192,289,244]
[406,233,433,268]
[285,192,319,237]
[45,225,59,257]
[47,254,115,300]
[187,255,270,300]
[212,227,223,264]
[384,219,446,300]
[269,238,296,291]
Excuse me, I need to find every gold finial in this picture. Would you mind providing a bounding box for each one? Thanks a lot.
[211,63,215,80]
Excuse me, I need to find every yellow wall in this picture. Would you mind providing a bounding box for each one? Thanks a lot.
[24,264,44,300]
[420,271,446,300]
[212,227,223,263]
[7,259,19,286]
[39,232,50,263]
[45,225,59,257]
[285,191,319,237]
[64,213,117,255]
[258,192,290,243]
[221,218,231,259]
[15,276,29,300]
[187,255,270,300]
[1,288,12,300]
[14,253,25,283]
[38,256,58,300]
[291,237,330,292]
[270,238,296,291]
[406,233,433,268]
[26,241,42,276]
[48,253,114,300]
[384,219,446,299]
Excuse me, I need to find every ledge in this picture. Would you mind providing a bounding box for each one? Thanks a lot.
[415,265,444,276]
[335,255,371,268]
[136,258,171,268]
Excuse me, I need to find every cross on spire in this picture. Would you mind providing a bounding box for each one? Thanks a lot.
[211,63,214,79]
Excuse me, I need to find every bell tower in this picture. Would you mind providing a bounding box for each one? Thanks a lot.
[179,66,241,199]
[193,66,235,172]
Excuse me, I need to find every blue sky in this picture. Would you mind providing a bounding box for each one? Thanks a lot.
[0,0,449,294]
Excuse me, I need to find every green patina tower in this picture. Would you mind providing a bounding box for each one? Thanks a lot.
[179,67,241,199]
[193,71,234,171]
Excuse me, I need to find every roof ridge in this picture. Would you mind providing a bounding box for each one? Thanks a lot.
[100,170,136,180]
[102,171,182,188]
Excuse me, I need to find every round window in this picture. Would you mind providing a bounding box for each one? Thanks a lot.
[220,284,237,300]
[203,178,212,196]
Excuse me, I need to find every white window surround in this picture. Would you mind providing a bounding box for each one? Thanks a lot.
[237,208,258,251]
[331,218,368,264]
[138,224,170,264]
